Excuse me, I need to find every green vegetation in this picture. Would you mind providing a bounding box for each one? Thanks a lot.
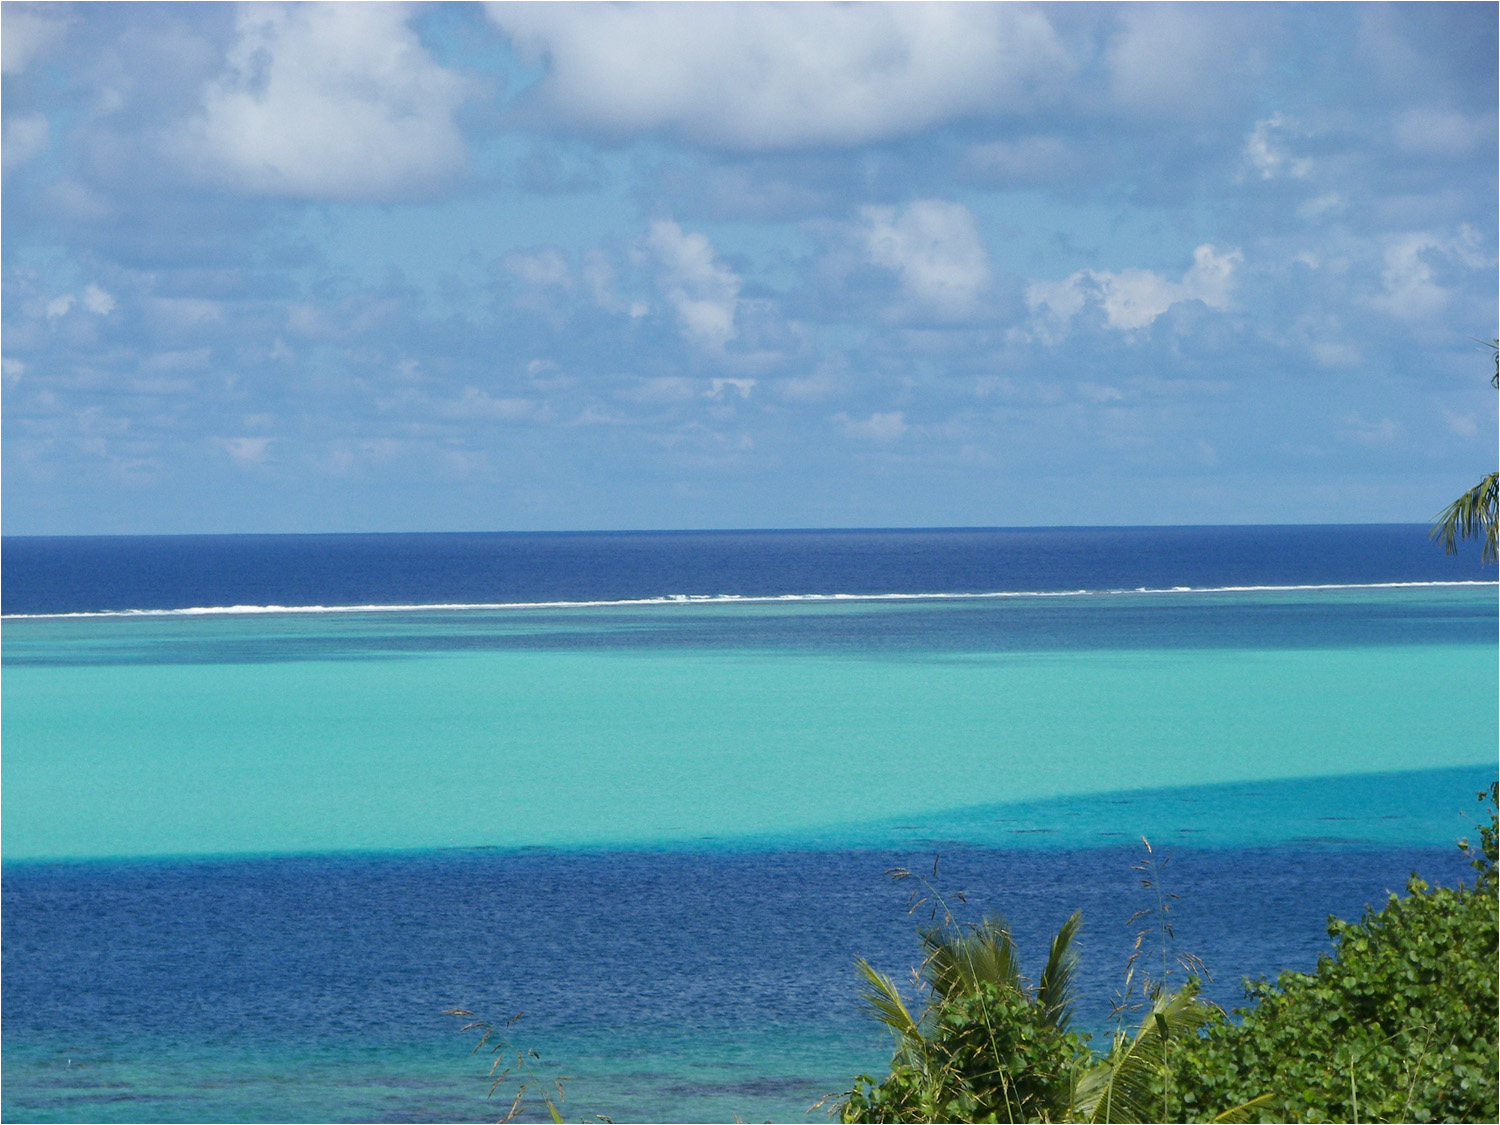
[1433,472,1498,565]
[838,788,1498,1123]
[1431,340,1499,564]
[839,905,1094,1123]
[1171,790,1498,1123]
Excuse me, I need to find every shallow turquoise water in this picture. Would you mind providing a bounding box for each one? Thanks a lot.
[4,588,1495,860]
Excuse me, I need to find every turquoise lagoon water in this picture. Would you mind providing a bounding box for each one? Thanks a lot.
[5,587,1495,861]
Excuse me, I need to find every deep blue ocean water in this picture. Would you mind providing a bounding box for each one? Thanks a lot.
[1,524,1489,615]
[2,526,1496,1122]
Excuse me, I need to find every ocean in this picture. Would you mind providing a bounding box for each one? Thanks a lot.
[2,526,1496,1122]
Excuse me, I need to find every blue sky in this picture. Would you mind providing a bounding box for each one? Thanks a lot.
[2,1,1495,534]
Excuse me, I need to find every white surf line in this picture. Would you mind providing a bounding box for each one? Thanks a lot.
[3,580,1494,620]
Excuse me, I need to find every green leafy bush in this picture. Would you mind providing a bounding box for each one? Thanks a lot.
[841,787,1499,1123]
[1171,786,1499,1124]
[841,976,1090,1124]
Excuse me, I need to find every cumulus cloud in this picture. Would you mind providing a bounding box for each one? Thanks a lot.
[220,436,274,465]
[81,284,116,316]
[485,1,1072,149]
[644,220,742,352]
[34,284,113,322]
[176,3,470,199]
[709,378,755,400]
[503,246,641,316]
[1027,245,1242,334]
[1370,227,1488,321]
[505,247,572,290]
[1244,113,1311,179]
[861,200,992,320]
[1,3,70,76]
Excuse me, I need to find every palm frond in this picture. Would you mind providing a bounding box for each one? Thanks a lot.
[1038,910,1082,1033]
[1431,471,1499,564]
[1211,1092,1276,1123]
[1070,987,1214,1123]
[855,958,924,1045]
[921,915,1022,1002]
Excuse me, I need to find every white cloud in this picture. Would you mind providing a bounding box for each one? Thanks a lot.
[1244,113,1311,179]
[644,220,742,352]
[709,378,755,400]
[1,4,70,76]
[2,356,25,387]
[837,411,908,442]
[81,284,116,316]
[177,3,469,199]
[485,1,1072,150]
[1027,245,1242,334]
[1024,276,1089,326]
[1370,227,1489,322]
[862,200,992,319]
[2,114,50,174]
[44,295,75,320]
[220,436,274,465]
[505,248,572,290]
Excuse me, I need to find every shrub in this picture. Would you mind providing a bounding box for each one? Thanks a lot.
[841,786,1499,1123]
[1171,785,1499,1124]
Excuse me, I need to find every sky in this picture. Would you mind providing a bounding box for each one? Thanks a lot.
[2,1,1496,535]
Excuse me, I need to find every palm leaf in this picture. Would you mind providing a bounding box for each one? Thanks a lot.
[1432,471,1498,564]
[1070,987,1214,1123]
[855,958,924,1046]
[1211,1092,1276,1123]
[921,915,1022,1002]
[1038,910,1082,1032]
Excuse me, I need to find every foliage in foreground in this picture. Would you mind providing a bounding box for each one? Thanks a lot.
[1430,338,1499,565]
[1432,470,1498,565]
[1171,785,1499,1124]
[839,788,1499,1123]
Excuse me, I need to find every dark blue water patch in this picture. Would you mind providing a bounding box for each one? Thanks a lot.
[4,839,1485,1121]
[3,840,1479,1059]
[4,588,1495,667]
[3,525,1492,616]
